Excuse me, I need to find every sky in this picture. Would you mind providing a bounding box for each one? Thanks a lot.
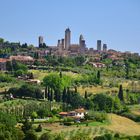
[0,0,140,53]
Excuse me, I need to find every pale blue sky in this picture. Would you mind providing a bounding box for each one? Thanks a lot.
[0,0,140,53]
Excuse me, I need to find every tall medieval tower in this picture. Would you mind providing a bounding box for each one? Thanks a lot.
[65,28,71,50]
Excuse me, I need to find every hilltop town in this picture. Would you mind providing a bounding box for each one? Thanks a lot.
[0,28,139,71]
[0,29,140,140]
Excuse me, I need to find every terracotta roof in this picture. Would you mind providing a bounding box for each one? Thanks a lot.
[59,112,68,115]
[10,55,34,61]
[0,58,9,63]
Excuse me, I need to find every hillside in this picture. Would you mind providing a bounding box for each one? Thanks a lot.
[106,114,140,135]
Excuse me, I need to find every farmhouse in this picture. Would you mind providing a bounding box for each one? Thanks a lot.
[89,62,106,68]
[10,55,34,65]
[59,108,86,119]
[0,58,9,71]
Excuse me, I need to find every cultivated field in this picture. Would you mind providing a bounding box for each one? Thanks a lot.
[105,114,140,135]
[34,114,140,138]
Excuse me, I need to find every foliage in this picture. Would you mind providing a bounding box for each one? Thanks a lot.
[0,111,24,140]
[9,84,43,99]
[35,124,42,132]
[85,111,108,122]
[14,69,25,76]
[92,94,123,113]
[120,112,140,122]
[39,132,53,140]
[0,111,17,127]
[94,134,112,140]
[31,111,38,121]
[43,73,71,92]
[37,109,50,118]
[22,118,32,133]
[0,73,15,83]
[118,85,124,102]
[70,131,91,140]
[23,131,38,140]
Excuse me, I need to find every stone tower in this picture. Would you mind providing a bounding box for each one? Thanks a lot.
[39,36,44,47]
[65,28,71,50]
[97,40,101,51]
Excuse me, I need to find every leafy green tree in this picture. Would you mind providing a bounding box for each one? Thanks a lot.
[0,111,17,127]
[92,94,114,112]
[43,73,71,102]
[12,60,28,72]
[14,69,25,76]
[0,112,23,140]
[68,92,85,109]
[74,56,85,66]
[15,84,43,99]
[6,61,13,71]
[37,109,49,118]
[39,132,53,140]
[0,38,4,43]
[85,99,94,110]
[31,112,38,121]
[43,73,71,92]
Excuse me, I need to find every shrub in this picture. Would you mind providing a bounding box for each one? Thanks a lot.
[36,124,42,132]
[86,111,108,122]
[23,131,38,140]
[39,132,53,140]
[120,112,140,122]
[0,74,14,83]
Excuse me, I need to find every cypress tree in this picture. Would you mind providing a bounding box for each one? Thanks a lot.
[118,85,124,102]
[54,90,57,101]
[74,86,77,93]
[45,87,48,99]
[62,87,67,102]
[84,90,88,99]
[59,71,62,78]
[47,87,50,101]
[50,88,53,101]
[97,71,100,81]
[67,87,71,104]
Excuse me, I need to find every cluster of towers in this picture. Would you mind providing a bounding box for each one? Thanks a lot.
[57,28,86,52]
[97,40,107,52]
[57,28,71,50]
[38,28,107,53]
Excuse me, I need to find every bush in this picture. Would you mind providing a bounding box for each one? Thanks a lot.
[36,124,42,132]
[24,131,38,140]
[86,111,108,122]
[94,134,112,140]
[9,84,43,99]
[14,69,25,77]
[0,74,14,83]
[114,133,120,138]
[0,111,17,127]
[39,132,53,140]
[120,112,140,122]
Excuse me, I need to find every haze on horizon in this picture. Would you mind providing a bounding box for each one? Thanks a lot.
[0,0,140,53]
